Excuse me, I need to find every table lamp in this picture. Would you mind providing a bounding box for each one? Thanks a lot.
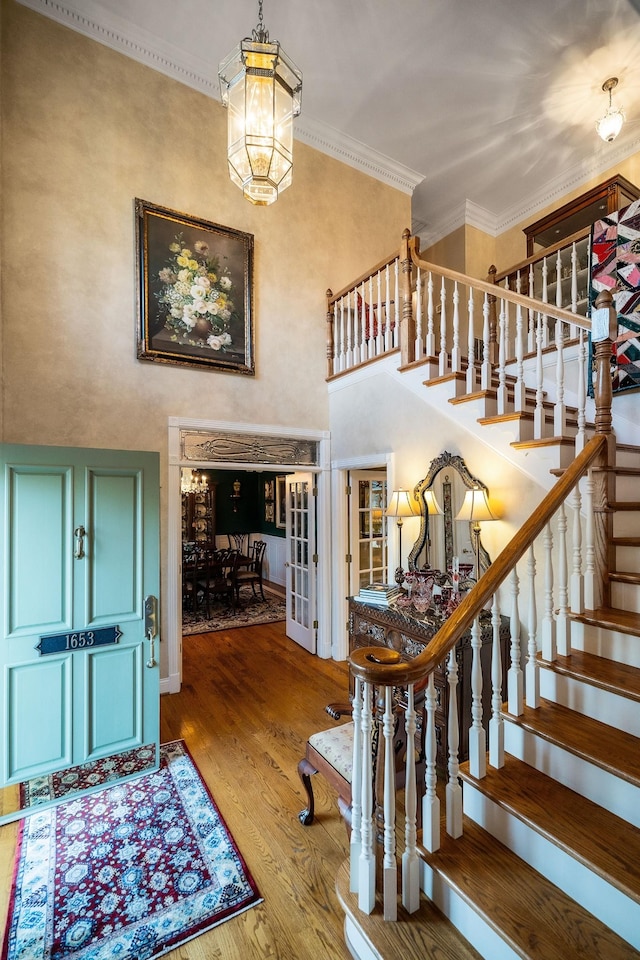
[386,489,419,584]
[455,487,497,582]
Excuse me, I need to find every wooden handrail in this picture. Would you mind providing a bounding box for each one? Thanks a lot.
[349,433,607,687]
[406,234,590,331]
[491,225,591,286]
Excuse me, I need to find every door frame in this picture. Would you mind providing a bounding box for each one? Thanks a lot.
[166,418,331,692]
[330,452,395,661]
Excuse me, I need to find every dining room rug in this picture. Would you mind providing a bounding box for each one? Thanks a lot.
[1,740,262,960]
[182,588,286,636]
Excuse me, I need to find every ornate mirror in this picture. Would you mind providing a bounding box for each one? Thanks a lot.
[408,452,492,579]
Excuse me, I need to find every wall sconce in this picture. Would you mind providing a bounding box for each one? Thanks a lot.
[230,479,242,513]
[422,489,444,569]
[596,77,625,143]
[455,487,497,582]
[386,489,420,584]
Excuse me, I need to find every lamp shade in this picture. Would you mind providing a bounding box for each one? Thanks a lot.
[455,488,496,523]
[386,489,419,519]
[423,490,444,516]
[596,106,625,143]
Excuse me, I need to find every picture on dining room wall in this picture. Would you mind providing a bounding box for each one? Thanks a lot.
[136,199,254,375]
[275,476,287,529]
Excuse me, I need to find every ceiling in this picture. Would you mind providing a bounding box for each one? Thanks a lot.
[18,0,640,244]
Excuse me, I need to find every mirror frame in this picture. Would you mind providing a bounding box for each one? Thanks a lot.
[408,451,491,577]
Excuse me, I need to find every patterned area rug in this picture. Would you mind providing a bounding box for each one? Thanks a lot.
[1,741,261,960]
[20,743,157,809]
[183,589,286,636]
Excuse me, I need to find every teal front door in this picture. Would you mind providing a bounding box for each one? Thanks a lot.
[0,444,160,821]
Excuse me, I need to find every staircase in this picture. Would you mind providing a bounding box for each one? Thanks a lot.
[329,233,640,959]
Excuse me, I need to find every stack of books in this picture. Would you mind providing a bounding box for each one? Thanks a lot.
[356,583,402,607]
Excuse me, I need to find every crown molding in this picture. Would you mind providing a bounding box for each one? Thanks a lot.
[16,0,425,197]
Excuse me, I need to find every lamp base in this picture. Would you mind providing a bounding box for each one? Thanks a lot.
[394,565,405,585]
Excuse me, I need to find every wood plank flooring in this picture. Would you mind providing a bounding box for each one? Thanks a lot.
[0,622,352,959]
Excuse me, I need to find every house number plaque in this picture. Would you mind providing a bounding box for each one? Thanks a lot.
[36,625,122,656]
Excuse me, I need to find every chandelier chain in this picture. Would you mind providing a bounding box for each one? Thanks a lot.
[252,0,269,43]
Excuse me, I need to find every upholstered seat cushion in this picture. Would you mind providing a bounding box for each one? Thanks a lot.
[308,721,353,783]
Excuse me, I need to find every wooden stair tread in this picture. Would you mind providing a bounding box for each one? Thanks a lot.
[335,860,483,960]
[537,648,640,701]
[424,371,467,387]
[511,436,576,450]
[610,501,640,510]
[612,537,640,546]
[420,818,638,960]
[572,606,640,635]
[502,700,640,785]
[459,755,640,904]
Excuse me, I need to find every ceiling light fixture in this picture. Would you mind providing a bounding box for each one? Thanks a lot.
[596,77,625,143]
[218,0,302,206]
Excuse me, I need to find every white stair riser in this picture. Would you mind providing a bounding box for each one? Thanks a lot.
[420,861,519,960]
[613,475,640,500]
[344,916,376,960]
[503,720,640,827]
[570,619,640,668]
[462,783,640,950]
[614,545,640,573]
[538,666,640,737]
[611,579,640,612]
[613,512,640,537]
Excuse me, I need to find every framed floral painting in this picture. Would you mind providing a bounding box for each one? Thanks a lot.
[136,199,254,374]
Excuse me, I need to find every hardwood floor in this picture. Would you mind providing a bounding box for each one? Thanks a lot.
[0,622,353,959]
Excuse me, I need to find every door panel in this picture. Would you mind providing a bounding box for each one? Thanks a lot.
[1,444,159,822]
[285,473,316,653]
[349,471,388,594]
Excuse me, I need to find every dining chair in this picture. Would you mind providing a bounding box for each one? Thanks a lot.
[200,548,239,614]
[234,539,267,601]
[228,532,248,554]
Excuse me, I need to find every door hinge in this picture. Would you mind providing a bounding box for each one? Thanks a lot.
[313,553,318,565]
[313,620,319,630]
[312,485,318,497]
[346,484,351,496]
[346,553,352,563]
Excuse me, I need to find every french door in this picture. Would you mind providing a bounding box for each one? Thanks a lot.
[0,444,160,822]
[285,473,316,653]
[349,471,389,593]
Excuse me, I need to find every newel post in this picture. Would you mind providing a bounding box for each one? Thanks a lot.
[401,228,416,366]
[487,264,498,365]
[326,289,335,379]
[591,287,618,607]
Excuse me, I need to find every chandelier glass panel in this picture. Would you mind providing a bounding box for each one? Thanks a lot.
[218,1,302,206]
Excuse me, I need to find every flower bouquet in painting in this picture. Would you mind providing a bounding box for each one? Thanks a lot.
[156,235,238,352]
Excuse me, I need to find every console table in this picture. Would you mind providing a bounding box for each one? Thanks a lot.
[348,597,509,774]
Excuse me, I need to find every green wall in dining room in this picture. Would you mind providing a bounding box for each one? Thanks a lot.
[201,469,288,540]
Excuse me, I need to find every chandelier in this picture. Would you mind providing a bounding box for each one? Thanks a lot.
[181,469,208,495]
[596,77,625,143]
[218,0,303,206]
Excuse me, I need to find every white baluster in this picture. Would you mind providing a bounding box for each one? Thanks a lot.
[526,545,540,708]
[542,523,556,661]
[346,291,354,371]
[446,648,462,838]
[489,595,504,769]
[358,681,375,914]
[508,567,523,716]
[556,249,563,311]
[350,677,363,891]
[426,272,435,358]
[402,684,420,913]
[368,274,375,360]
[468,617,487,779]
[583,471,598,610]
[527,263,536,353]
[376,269,383,357]
[569,242,578,338]
[541,256,550,347]
[497,296,508,415]
[415,266,424,360]
[556,503,570,656]
[514,297,525,412]
[466,287,476,394]
[575,328,587,454]
[382,685,397,920]
[438,276,448,375]
[534,311,545,439]
[384,263,392,352]
[570,484,584,614]
[422,672,440,852]
[451,281,461,372]
[393,258,400,350]
[481,291,491,390]
[554,315,566,436]
[351,287,359,370]
[336,298,343,373]
[360,280,368,365]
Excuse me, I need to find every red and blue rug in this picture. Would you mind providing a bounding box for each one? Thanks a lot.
[1,740,261,960]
